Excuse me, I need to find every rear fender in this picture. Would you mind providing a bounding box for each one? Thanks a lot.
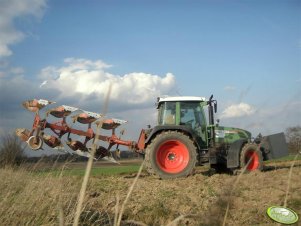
[145,125,200,150]
[226,139,248,168]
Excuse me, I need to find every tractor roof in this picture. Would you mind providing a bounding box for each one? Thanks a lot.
[158,96,206,103]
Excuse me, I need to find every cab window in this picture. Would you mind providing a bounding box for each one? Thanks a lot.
[158,102,176,125]
[180,102,204,129]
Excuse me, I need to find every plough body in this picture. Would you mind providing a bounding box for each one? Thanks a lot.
[16,99,145,160]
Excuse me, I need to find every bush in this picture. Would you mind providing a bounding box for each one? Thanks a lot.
[0,133,26,167]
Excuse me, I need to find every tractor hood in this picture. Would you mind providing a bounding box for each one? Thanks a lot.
[215,126,251,144]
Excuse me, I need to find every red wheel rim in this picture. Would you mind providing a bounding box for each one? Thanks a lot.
[245,150,259,171]
[156,140,189,174]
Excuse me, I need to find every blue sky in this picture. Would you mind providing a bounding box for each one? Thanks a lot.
[0,0,300,152]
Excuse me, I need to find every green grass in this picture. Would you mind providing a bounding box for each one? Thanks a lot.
[35,164,141,177]
[265,154,301,163]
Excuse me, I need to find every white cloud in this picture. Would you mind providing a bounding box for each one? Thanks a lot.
[10,67,24,74]
[220,102,256,119]
[220,100,301,136]
[63,58,112,70]
[0,58,176,142]
[39,58,176,106]
[224,86,236,91]
[0,0,46,58]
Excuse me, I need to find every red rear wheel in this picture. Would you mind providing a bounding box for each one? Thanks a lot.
[240,143,263,172]
[156,140,189,174]
[244,150,260,170]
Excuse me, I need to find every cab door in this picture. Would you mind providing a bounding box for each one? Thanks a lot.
[179,102,207,148]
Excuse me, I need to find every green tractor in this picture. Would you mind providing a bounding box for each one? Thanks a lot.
[143,95,288,179]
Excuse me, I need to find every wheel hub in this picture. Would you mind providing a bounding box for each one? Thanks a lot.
[167,152,176,161]
[156,140,189,174]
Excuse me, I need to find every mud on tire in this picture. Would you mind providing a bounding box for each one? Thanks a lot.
[145,130,197,179]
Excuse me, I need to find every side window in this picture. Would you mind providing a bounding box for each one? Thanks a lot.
[159,102,176,125]
[195,105,205,127]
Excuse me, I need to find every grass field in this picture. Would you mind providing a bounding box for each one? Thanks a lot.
[35,163,141,177]
[265,154,301,162]
[0,157,300,225]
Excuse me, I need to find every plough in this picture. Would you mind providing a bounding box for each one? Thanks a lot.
[16,99,145,160]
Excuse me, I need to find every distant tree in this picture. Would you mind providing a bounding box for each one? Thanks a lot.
[286,126,301,154]
[0,133,26,167]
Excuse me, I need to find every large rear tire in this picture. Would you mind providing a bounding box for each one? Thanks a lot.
[240,143,263,172]
[145,131,197,179]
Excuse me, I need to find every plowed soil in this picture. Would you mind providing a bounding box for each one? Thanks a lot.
[84,159,301,225]
[0,159,300,226]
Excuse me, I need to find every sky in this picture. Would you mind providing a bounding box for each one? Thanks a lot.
[0,0,300,155]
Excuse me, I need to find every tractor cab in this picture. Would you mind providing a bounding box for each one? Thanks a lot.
[156,96,209,148]
[158,97,205,126]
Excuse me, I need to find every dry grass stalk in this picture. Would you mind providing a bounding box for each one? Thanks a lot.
[166,214,186,226]
[58,165,67,226]
[123,220,148,226]
[73,84,112,226]
[114,194,120,225]
[0,167,76,225]
[167,214,201,226]
[283,153,299,207]
[116,160,145,226]
[72,147,96,226]
[222,157,253,226]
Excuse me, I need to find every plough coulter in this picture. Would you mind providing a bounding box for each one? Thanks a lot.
[16,96,288,179]
[16,99,145,160]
